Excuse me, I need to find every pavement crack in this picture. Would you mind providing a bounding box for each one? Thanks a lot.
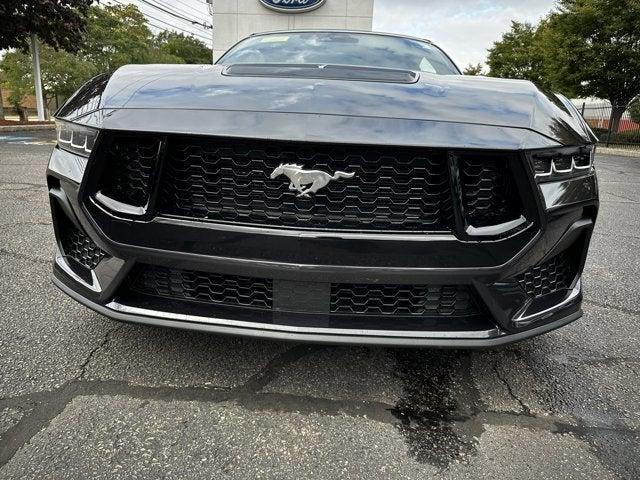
[77,324,123,380]
[605,191,639,203]
[493,362,532,416]
[583,299,640,317]
[233,344,321,396]
[0,248,50,266]
[0,221,52,228]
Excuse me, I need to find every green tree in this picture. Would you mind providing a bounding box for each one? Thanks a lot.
[155,31,211,64]
[630,100,640,125]
[0,53,32,121]
[463,63,485,76]
[540,0,640,132]
[486,21,548,88]
[0,45,96,119]
[0,0,91,52]
[82,4,182,72]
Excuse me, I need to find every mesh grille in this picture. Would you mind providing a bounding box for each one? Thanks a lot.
[99,136,160,207]
[157,137,455,232]
[60,227,107,269]
[517,253,574,298]
[330,284,480,316]
[128,264,273,310]
[459,153,523,228]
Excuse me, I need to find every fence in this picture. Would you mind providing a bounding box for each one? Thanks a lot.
[578,102,640,150]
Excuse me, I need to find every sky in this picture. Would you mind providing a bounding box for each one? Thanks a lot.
[373,0,557,68]
[88,0,557,70]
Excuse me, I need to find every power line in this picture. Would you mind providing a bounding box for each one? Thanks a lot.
[105,0,211,41]
[136,0,212,29]
[147,22,210,42]
[154,0,208,20]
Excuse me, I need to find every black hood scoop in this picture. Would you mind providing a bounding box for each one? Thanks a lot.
[222,63,419,84]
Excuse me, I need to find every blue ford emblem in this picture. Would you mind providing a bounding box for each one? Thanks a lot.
[259,0,326,13]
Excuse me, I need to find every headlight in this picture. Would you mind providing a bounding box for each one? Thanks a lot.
[527,145,594,182]
[55,120,98,157]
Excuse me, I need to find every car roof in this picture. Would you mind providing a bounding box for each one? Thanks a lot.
[248,29,435,46]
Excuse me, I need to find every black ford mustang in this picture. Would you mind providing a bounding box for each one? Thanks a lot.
[48,30,598,347]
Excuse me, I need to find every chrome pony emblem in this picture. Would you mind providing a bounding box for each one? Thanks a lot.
[270,163,355,198]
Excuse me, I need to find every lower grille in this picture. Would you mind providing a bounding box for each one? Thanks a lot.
[518,252,574,298]
[124,264,482,319]
[330,284,480,316]
[60,225,107,269]
[128,264,273,310]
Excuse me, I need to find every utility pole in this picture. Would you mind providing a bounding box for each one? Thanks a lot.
[30,33,46,121]
[206,0,214,64]
[0,86,5,120]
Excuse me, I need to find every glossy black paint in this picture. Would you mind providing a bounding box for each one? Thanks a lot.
[48,31,599,346]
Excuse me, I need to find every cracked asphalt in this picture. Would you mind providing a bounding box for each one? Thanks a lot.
[1,131,639,479]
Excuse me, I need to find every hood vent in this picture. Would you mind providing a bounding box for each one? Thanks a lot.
[222,63,419,84]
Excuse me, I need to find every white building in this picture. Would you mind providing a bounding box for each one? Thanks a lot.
[211,0,375,60]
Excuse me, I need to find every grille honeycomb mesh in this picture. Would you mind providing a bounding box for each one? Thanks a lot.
[459,153,523,228]
[330,284,480,316]
[61,227,107,269]
[157,137,455,232]
[99,136,160,207]
[129,264,273,310]
[517,253,574,298]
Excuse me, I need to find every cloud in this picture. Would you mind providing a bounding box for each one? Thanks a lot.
[373,0,556,68]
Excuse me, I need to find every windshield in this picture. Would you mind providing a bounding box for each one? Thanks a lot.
[217,32,460,75]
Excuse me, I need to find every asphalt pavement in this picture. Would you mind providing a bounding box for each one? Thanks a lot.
[0,131,638,479]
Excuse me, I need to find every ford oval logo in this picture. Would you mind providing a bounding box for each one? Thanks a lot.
[259,0,326,13]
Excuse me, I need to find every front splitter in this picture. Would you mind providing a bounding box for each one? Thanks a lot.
[53,275,581,348]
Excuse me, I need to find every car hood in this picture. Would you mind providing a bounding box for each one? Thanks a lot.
[57,64,594,147]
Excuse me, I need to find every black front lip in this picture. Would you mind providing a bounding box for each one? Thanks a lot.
[52,273,582,348]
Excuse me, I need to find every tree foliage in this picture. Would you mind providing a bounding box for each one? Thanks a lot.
[541,0,640,106]
[487,1,640,132]
[630,100,640,125]
[487,21,548,88]
[1,45,96,107]
[0,0,91,52]
[0,3,212,117]
[83,4,182,72]
[155,31,211,64]
[462,63,485,76]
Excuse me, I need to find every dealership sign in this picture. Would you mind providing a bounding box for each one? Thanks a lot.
[259,0,326,13]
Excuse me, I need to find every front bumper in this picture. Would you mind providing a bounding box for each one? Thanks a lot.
[53,273,582,347]
[47,142,598,347]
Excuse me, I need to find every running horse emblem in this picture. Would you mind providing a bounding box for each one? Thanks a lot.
[270,164,356,198]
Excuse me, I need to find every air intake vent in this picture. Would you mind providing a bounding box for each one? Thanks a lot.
[60,227,107,270]
[458,153,523,228]
[127,264,273,310]
[330,283,480,316]
[517,252,574,298]
[99,136,161,207]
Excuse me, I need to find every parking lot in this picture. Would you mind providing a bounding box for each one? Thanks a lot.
[0,130,638,479]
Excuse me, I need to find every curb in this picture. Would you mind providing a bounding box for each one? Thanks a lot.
[597,146,640,158]
[0,124,55,133]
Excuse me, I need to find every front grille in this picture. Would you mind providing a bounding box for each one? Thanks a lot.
[459,153,523,227]
[517,252,574,298]
[157,137,455,232]
[99,136,160,207]
[95,134,529,235]
[128,264,273,310]
[330,284,480,316]
[60,226,107,269]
